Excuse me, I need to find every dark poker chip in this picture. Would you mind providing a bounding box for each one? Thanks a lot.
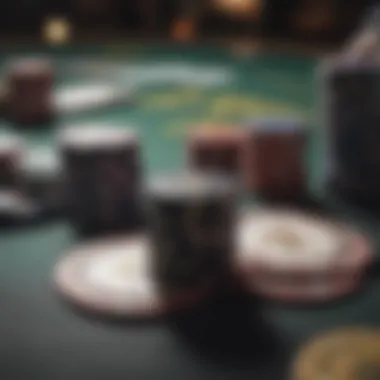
[57,124,143,235]
[145,172,239,294]
[0,190,39,227]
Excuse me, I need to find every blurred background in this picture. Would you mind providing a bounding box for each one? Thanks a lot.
[0,0,373,46]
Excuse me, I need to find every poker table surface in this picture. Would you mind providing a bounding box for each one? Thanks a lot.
[1,42,380,380]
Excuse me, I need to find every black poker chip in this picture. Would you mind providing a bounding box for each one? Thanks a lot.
[319,58,380,204]
[58,124,143,235]
[145,172,239,294]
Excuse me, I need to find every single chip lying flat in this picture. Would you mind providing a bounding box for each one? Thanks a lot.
[235,209,372,303]
[237,210,344,269]
[55,84,133,114]
[54,236,209,318]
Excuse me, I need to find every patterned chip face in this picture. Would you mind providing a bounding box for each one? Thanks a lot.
[84,240,154,297]
[237,210,344,269]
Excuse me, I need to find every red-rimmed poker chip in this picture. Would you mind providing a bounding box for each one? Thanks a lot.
[54,236,211,318]
[187,125,245,176]
[235,209,372,302]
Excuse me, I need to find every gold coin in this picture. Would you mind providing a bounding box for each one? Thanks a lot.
[293,328,380,380]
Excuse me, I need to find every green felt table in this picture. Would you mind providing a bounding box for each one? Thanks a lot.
[0,43,379,380]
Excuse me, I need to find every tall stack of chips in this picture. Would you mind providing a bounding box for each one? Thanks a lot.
[145,172,238,295]
[321,6,380,203]
[58,125,142,235]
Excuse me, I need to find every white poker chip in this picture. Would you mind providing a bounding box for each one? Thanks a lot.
[57,124,137,150]
[23,146,60,179]
[0,190,38,217]
[237,210,345,270]
[55,84,133,114]
[0,134,23,155]
[54,236,207,318]
[235,209,373,303]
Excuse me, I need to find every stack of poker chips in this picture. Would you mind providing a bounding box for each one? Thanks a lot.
[187,125,245,177]
[0,134,37,224]
[320,6,380,203]
[186,120,309,202]
[57,124,142,236]
[235,209,372,302]
[6,58,55,125]
[320,58,380,202]
[145,172,238,295]
[242,118,308,200]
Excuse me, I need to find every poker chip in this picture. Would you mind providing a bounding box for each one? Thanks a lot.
[54,236,209,318]
[187,125,244,177]
[0,190,38,225]
[22,146,62,215]
[55,84,134,115]
[243,117,308,200]
[0,79,9,117]
[0,134,24,189]
[145,172,238,294]
[235,209,372,302]
[292,327,380,380]
[6,58,54,125]
[58,124,142,234]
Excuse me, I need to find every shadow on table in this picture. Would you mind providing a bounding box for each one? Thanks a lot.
[167,291,286,370]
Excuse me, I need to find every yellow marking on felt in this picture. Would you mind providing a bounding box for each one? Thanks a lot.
[43,17,71,45]
[141,88,204,109]
[210,95,307,119]
[165,118,234,138]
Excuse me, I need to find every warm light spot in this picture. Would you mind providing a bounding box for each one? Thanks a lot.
[43,17,71,45]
